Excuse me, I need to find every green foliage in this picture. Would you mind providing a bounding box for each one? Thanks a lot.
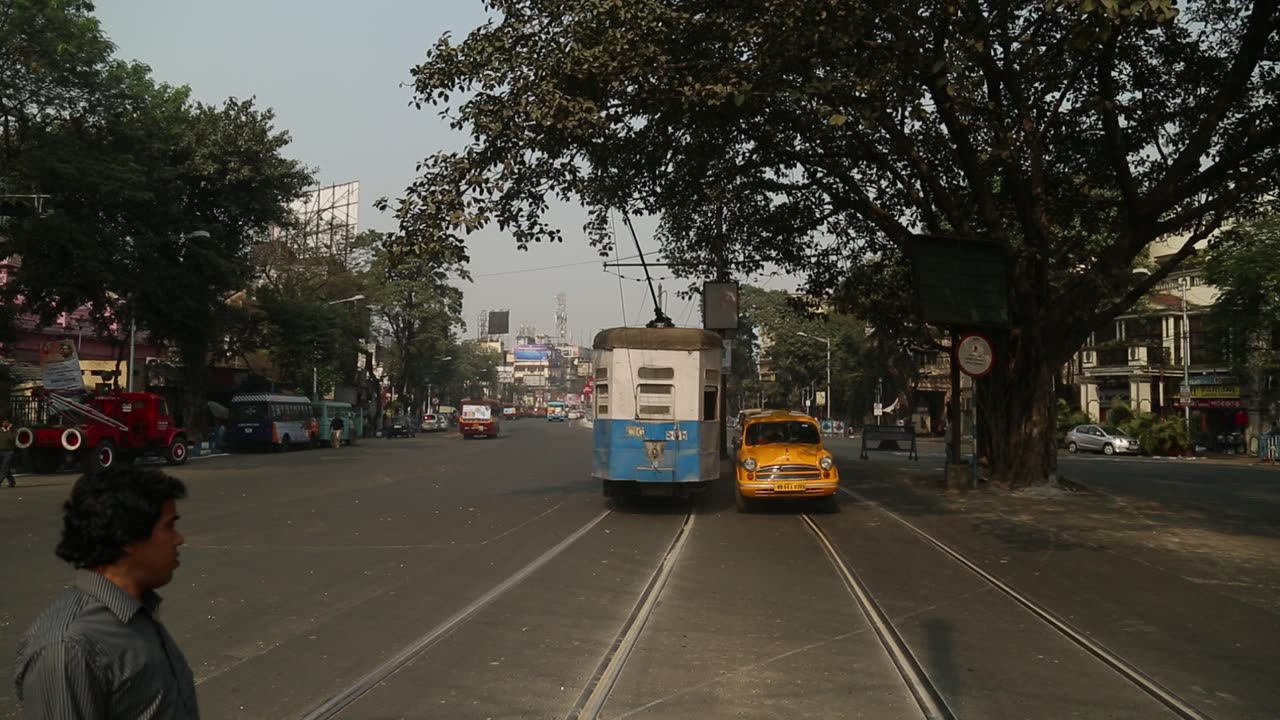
[1119,413,1190,455]
[0,0,114,164]
[1056,399,1092,446]
[1205,214,1280,372]
[739,285,872,417]
[253,288,360,397]
[1094,400,1188,454]
[1107,399,1135,427]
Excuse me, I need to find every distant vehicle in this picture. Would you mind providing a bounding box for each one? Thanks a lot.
[314,401,360,445]
[229,393,317,452]
[547,401,568,422]
[420,413,447,432]
[460,398,502,438]
[502,407,518,420]
[568,409,583,420]
[1064,424,1140,455]
[385,415,416,439]
[14,389,190,473]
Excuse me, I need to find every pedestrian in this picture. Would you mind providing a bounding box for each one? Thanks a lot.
[330,413,345,448]
[0,416,17,488]
[14,467,198,718]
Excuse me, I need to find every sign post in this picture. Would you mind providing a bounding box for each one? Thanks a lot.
[956,333,993,488]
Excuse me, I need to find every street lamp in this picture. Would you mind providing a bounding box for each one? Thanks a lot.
[315,294,367,399]
[127,231,210,391]
[796,331,831,421]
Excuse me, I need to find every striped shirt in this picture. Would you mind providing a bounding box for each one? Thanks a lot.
[13,570,199,719]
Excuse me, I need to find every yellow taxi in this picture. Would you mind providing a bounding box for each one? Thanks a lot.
[733,410,840,512]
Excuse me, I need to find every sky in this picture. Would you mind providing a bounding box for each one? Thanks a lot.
[93,0,800,347]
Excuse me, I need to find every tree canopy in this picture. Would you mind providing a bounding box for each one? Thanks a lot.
[388,0,1280,486]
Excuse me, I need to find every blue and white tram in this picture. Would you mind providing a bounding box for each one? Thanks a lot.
[591,327,722,498]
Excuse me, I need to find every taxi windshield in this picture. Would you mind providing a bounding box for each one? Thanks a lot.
[745,420,821,446]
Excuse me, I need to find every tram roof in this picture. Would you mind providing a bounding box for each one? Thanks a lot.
[593,327,723,351]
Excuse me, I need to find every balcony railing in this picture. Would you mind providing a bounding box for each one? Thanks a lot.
[1095,347,1128,367]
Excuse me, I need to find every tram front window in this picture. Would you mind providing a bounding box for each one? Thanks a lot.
[746,421,820,446]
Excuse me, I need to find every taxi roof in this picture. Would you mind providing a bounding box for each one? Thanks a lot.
[744,410,819,424]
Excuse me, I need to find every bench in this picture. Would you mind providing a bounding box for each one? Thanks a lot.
[859,424,919,460]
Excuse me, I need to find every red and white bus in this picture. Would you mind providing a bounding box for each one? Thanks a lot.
[459,398,503,439]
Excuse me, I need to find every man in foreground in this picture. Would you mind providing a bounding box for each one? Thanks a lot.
[14,466,199,719]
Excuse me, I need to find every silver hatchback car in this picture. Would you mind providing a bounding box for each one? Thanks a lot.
[1064,424,1141,455]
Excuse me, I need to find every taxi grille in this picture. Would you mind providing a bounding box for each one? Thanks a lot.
[757,464,822,481]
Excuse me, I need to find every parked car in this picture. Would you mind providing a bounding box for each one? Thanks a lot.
[1064,424,1140,455]
[385,415,416,439]
[420,413,447,432]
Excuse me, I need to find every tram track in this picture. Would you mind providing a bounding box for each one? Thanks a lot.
[801,513,956,719]
[566,511,695,720]
[826,487,1215,720]
[300,509,613,720]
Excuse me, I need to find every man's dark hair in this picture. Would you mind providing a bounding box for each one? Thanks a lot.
[56,467,188,568]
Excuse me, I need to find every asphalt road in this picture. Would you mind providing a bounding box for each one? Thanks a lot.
[2,422,1277,719]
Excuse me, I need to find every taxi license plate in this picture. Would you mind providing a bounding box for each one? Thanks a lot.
[775,482,807,492]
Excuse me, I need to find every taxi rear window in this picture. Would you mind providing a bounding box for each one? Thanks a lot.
[746,420,820,445]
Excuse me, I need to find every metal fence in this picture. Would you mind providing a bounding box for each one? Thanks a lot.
[1259,433,1280,463]
[5,394,47,427]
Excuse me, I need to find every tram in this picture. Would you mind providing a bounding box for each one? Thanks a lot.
[591,326,723,499]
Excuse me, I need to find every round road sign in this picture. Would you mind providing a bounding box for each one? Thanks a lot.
[956,333,994,377]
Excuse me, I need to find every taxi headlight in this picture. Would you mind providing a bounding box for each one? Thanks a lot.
[743,458,758,471]
[819,456,834,471]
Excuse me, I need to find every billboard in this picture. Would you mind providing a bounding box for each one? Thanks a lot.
[266,181,363,268]
[496,366,515,383]
[487,310,510,335]
[40,340,84,392]
[514,344,553,363]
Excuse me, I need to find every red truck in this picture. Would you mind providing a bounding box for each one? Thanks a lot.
[14,390,190,474]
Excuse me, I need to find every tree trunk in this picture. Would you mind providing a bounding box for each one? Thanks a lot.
[976,336,1061,489]
[179,337,211,440]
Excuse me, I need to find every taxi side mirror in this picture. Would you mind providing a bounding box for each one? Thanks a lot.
[731,436,742,449]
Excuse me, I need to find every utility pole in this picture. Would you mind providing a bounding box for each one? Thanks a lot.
[713,197,730,458]
[949,331,962,468]
[1179,277,1193,444]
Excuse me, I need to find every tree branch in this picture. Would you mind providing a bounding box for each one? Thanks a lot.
[1161,121,1280,210]
[1145,0,1279,215]
[1149,156,1280,238]
[1098,219,1221,326]
[924,17,1007,243]
[1096,25,1142,218]
[875,111,971,236]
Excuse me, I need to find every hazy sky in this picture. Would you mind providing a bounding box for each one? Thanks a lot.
[94,0,798,344]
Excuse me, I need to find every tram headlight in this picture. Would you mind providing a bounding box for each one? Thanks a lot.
[742,457,758,471]
[819,456,834,471]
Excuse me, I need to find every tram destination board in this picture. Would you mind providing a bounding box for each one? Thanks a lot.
[907,235,1011,329]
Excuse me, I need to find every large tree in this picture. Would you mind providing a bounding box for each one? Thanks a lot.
[386,0,1279,486]
[366,239,466,412]
[2,27,311,434]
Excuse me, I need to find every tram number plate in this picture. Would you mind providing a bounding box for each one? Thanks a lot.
[775,482,807,492]
[665,429,688,441]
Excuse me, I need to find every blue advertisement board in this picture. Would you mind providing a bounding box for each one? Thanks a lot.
[514,344,553,363]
